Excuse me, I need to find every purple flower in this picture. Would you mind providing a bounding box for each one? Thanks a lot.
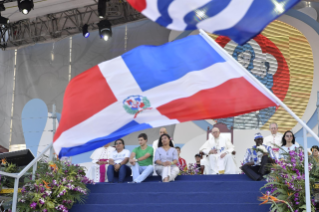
[40,186,45,193]
[43,209,48,212]
[21,187,26,194]
[39,198,45,205]
[296,202,299,205]
[30,202,37,209]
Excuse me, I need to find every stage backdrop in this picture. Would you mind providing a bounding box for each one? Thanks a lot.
[0,10,317,169]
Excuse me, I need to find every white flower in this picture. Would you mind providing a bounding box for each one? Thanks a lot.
[257,145,267,153]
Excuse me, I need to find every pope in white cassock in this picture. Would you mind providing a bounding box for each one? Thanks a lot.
[263,123,283,159]
[199,127,237,174]
[87,143,115,182]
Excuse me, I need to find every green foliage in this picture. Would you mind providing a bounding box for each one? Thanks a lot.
[0,162,27,188]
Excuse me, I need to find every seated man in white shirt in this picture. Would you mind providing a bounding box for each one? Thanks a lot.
[87,143,115,182]
[107,139,131,183]
[199,127,237,174]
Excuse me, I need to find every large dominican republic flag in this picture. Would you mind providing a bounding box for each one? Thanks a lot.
[54,33,278,157]
[127,0,300,45]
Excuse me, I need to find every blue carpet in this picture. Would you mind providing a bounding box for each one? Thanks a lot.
[71,175,269,212]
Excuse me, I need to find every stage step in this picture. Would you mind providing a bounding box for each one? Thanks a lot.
[71,203,270,212]
[71,175,269,212]
[84,191,264,204]
[87,181,265,193]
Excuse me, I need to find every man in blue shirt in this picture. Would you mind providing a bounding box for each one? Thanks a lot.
[241,133,276,181]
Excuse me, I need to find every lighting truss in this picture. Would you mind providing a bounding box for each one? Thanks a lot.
[0,1,144,50]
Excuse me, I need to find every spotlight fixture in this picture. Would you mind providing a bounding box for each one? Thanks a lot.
[98,0,110,19]
[0,15,9,24]
[98,20,112,41]
[82,24,90,38]
[18,0,34,15]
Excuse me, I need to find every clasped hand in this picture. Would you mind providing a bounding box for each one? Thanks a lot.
[96,161,108,165]
[129,158,136,166]
[114,164,121,172]
[209,149,218,154]
[163,161,172,166]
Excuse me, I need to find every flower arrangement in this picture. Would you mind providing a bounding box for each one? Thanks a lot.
[17,158,94,212]
[255,145,268,154]
[178,163,202,175]
[260,147,319,212]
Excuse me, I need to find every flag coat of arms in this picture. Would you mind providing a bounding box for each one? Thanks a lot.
[127,0,300,45]
[53,33,278,157]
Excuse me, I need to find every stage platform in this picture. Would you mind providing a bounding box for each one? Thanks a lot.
[70,175,270,212]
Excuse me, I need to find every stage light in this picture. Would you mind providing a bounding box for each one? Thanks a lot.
[98,20,112,41]
[18,0,34,15]
[98,0,110,19]
[0,15,9,24]
[82,24,90,38]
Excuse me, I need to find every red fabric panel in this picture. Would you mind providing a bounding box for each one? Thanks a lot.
[127,0,147,12]
[157,77,276,122]
[54,65,117,142]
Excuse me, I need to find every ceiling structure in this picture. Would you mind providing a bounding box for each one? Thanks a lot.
[0,0,145,50]
[0,0,316,50]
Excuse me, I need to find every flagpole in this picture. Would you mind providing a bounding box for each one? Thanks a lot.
[199,29,319,143]
[303,121,311,212]
[199,29,317,212]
